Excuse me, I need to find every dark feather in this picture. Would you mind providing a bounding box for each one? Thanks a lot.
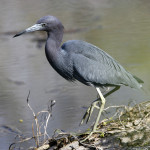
[61,40,143,89]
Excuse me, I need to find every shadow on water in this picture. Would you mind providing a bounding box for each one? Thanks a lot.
[0,0,150,149]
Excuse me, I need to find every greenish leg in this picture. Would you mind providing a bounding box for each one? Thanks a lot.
[80,100,100,125]
[80,86,120,142]
[92,87,105,131]
[81,87,105,142]
[80,86,120,125]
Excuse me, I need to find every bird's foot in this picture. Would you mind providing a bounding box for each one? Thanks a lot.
[80,129,102,142]
[80,99,100,125]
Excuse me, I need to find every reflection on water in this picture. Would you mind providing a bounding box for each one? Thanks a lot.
[0,0,150,149]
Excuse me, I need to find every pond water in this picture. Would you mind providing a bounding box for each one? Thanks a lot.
[0,0,150,149]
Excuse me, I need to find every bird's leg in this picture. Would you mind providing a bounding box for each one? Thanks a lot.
[81,87,105,142]
[80,86,120,142]
[80,86,120,125]
[81,87,109,124]
[92,87,105,132]
[80,98,100,125]
[104,85,120,98]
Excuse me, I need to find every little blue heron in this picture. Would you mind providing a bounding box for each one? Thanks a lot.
[14,16,143,140]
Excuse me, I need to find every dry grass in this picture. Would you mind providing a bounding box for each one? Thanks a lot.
[9,91,55,150]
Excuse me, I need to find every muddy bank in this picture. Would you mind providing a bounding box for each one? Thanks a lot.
[9,100,150,150]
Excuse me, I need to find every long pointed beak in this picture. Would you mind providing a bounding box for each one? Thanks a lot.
[13,24,43,38]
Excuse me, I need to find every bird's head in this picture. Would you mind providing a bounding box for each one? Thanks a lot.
[14,16,64,37]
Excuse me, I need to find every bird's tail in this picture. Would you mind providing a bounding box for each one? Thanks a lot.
[124,72,144,89]
[133,75,144,84]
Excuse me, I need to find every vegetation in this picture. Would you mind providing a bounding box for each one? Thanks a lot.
[9,93,150,149]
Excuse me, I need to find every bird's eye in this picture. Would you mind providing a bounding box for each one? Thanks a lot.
[42,23,46,27]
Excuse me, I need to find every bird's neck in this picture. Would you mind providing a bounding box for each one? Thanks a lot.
[47,30,63,48]
[45,30,64,64]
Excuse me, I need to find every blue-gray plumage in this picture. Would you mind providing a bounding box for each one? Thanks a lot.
[14,16,143,141]
[60,40,142,89]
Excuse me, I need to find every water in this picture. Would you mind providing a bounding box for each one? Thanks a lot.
[0,0,150,149]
